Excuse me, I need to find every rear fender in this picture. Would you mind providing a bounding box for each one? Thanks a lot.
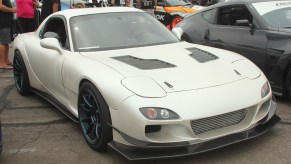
[13,37,44,91]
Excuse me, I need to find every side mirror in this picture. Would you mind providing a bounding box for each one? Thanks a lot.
[235,19,251,27]
[172,27,183,40]
[40,38,63,54]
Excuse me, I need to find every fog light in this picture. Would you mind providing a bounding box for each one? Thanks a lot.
[146,108,157,119]
[160,109,169,119]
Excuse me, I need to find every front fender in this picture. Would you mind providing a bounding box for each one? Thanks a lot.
[62,54,134,116]
[266,33,291,95]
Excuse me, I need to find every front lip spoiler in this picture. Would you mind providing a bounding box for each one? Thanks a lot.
[108,114,281,160]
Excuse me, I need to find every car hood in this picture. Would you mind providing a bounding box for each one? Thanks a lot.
[80,42,260,93]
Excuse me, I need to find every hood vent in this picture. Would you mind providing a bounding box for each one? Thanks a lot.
[187,48,218,63]
[113,55,176,70]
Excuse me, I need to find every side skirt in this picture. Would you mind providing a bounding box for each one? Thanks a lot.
[32,88,79,123]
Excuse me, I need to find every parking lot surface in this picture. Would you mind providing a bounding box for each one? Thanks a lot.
[0,50,290,164]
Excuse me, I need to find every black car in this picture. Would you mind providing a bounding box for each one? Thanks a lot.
[132,0,197,29]
[153,0,196,29]
[175,0,291,98]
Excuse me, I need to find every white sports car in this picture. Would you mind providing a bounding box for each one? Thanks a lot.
[13,7,280,160]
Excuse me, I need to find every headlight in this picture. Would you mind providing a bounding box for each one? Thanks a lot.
[139,107,180,120]
[261,82,270,98]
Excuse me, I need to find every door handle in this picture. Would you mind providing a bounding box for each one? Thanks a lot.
[204,28,210,41]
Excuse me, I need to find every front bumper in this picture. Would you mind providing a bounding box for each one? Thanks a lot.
[108,102,280,160]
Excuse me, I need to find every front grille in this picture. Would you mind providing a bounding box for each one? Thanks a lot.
[191,109,247,135]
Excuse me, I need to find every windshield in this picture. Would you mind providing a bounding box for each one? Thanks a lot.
[252,1,291,28]
[70,12,179,52]
[165,0,192,6]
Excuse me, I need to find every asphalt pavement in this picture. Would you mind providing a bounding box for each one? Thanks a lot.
[0,46,290,164]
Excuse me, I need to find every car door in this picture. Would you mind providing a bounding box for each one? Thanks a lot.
[25,17,70,103]
[207,5,268,71]
[181,11,210,44]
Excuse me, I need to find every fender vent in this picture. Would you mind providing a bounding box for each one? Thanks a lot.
[113,55,176,70]
[187,48,218,63]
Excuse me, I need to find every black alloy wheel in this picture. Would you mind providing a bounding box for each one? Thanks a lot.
[78,82,112,151]
[13,51,31,95]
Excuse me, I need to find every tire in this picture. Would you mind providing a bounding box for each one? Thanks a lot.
[286,68,291,99]
[13,51,31,96]
[78,82,112,151]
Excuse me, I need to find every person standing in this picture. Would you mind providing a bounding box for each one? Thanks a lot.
[111,0,126,6]
[137,0,157,16]
[0,0,17,69]
[40,0,61,22]
[125,0,132,7]
[16,0,39,33]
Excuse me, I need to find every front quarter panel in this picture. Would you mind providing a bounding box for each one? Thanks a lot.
[266,33,291,95]
[62,54,135,117]
[178,13,207,44]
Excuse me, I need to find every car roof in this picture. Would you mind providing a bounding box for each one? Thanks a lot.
[187,0,285,16]
[54,7,143,18]
[220,0,277,3]
[213,0,286,7]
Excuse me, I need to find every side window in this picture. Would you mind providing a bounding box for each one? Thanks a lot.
[40,18,69,50]
[216,5,253,27]
[202,9,216,24]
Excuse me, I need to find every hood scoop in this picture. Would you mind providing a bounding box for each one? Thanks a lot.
[113,55,176,70]
[187,48,218,63]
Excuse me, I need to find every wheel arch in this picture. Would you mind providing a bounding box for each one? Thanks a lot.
[78,78,113,106]
[78,80,113,151]
[282,60,291,97]
[13,50,31,95]
[77,78,113,125]
[75,74,133,111]
[181,33,193,43]
[14,47,45,91]
[79,78,93,92]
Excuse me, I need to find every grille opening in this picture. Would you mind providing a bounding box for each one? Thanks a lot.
[145,125,161,133]
[191,109,247,135]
